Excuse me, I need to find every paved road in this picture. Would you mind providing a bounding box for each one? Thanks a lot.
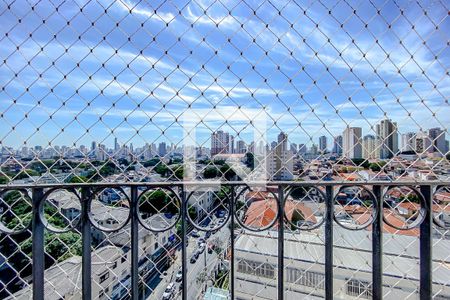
[149,217,230,300]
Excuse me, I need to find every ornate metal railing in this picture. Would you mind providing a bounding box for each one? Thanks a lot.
[0,181,448,300]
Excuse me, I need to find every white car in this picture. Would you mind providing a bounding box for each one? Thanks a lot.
[162,282,175,300]
[175,270,182,282]
[198,243,206,254]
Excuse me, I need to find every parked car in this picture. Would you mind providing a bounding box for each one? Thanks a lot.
[198,243,206,254]
[190,230,200,238]
[175,269,182,282]
[190,256,197,264]
[162,283,175,300]
[197,237,206,245]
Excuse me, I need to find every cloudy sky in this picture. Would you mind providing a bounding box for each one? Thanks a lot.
[0,0,448,150]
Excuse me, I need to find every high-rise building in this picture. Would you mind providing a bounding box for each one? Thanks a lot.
[270,141,277,150]
[342,127,362,159]
[277,132,288,151]
[211,131,232,156]
[267,132,293,180]
[428,128,446,154]
[229,135,235,154]
[415,131,431,154]
[236,140,246,154]
[362,135,378,159]
[114,138,119,152]
[401,132,416,152]
[91,141,97,152]
[310,144,318,156]
[298,144,307,155]
[332,135,343,155]
[290,143,297,154]
[376,119,398,159]
[319,136,327,153]
[158,142,167,156]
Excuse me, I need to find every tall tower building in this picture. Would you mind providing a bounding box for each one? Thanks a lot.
[401,132,416,152]
[267,132,293,180]
[319,136,327,153]
[158,142,167,157]
[342,127,362,159]
[415,131,431,154]
[236,140,246,154]
[114,138,119,152]
[376,119,398,159]
[332,135,343,155]
[428,128,446,154]
[211,131,232,156]
[362,135,378,159]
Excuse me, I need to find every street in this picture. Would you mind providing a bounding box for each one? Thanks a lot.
[150,216,230,300]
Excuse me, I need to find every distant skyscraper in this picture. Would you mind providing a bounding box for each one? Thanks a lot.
[114,138,119,152]
[158,142,167,156]
[236,140,246,153]
[362,135,378,159]
[298,144,307,155]
[211,131,232,156]
[332,135,343,155]
[277,132,288,152]
[343,127,362,159]
[290,143,297,154]
[401,132,416,152]
[428,128,446,154]
[91,141,97,152]
[376,119,398,159]
[268,132,293,180]
[310,144,318,156]
[319,136,327,153]
[271,141,277,150]
[415,131,431,154]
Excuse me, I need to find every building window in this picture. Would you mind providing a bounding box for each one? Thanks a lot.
[99,271,109,283]
[286,268,325,290]
[154,242,159,250]
[236,259,275,279]
[346,278,372,299]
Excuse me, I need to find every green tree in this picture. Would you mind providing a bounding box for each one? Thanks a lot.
[139,190,178,215]
[220,164,236,180]
[68,175,88,183]
[351,158,369,169]
[154,164,169,176]
[203,167,218,179]
[369,161,387,172]
[16,169,40,179]
[20,232,82,262]
[143,158,160,167]
[245,152,254,170]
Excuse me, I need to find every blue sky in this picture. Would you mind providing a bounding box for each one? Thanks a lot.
[0,0,448,150]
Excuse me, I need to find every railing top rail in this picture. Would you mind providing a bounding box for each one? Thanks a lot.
[0,180,446,189]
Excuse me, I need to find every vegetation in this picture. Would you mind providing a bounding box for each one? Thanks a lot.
[351,158,370,169]
[245,152,254,170]
[20,232,82,263]
[139,190,178,215]
[369,161,387,172]
[220,164,236,180]
[203,167,218,179]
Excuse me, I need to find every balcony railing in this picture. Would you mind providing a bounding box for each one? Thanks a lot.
[0,181,448,300]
